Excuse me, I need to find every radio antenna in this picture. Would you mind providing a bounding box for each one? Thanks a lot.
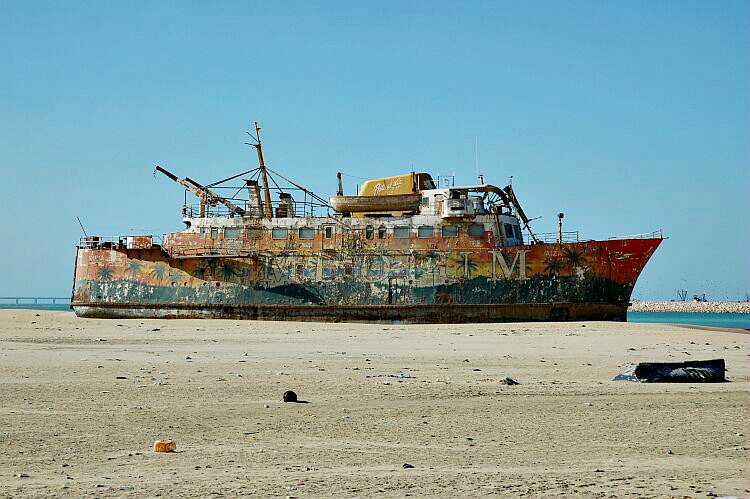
[475,136,480,182]
[76,217,88,237]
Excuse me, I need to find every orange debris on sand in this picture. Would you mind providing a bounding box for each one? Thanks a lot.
[153,439,176,453]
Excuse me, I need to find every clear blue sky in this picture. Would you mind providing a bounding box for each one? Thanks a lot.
[1,1,747,300]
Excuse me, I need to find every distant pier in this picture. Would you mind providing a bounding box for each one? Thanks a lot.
[0,296,71,305]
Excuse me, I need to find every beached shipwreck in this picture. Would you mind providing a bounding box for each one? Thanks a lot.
[71,124,662,322]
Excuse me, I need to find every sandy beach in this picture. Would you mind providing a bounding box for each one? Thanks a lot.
[1,310,748,499]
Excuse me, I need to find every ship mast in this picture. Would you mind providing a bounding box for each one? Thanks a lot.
[252,122,274,220]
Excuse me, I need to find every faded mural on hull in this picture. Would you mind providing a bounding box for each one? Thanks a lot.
[73,238,660,307]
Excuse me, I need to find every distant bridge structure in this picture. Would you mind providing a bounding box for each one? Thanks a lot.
[0,296,71,305]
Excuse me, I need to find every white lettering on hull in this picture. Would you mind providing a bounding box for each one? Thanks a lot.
[491,250,530,281]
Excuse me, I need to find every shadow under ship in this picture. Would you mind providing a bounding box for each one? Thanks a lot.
[71,124,663,323]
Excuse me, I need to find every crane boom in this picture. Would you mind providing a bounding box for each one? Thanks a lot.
[503,184,540,244]
[155,165,246,216]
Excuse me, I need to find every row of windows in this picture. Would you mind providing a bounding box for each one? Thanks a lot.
[199,224,494,240]
[198,223,529,241]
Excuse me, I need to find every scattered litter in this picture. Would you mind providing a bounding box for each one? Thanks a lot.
[95,338,107,342]
[153,440,176,453]
[185,356,192,360]
[16,473,29,478]
[613,359,725,383]
[398,373,416,379]
[383,379,390,385]
[402,463,414,469]
[263,404,270,408]
[115,376,127,380]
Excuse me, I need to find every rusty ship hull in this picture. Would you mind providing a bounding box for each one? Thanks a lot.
[71,234,661,323]
[71,125,663,323]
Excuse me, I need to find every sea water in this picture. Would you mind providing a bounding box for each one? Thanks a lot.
[628,311,750,329]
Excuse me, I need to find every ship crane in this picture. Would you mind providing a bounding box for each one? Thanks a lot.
[155,165,246,217]
[502,183,540,244]
[481,182,540,244]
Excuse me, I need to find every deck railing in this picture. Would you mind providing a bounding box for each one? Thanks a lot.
[534,231,580,243]
[605,229,664,240]
[182,199,329,219]
[531,229,663,244]
[78,236,124,248]
[78,235,163,249]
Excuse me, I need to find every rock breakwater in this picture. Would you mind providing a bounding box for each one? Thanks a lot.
[628,300,750,313]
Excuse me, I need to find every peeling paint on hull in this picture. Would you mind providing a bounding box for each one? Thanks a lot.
[71,237,661,323]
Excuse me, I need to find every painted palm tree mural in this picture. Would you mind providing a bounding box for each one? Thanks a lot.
[127,260,142,278]
[192,259,219,281]
[97,266,113,281]
[454,254,478,278]
[544,258,563,277]
[192,263,208,280]
[562,247,586,275]
[413,250,440,280]
[218,261,239,282]
[149,263,168,284]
